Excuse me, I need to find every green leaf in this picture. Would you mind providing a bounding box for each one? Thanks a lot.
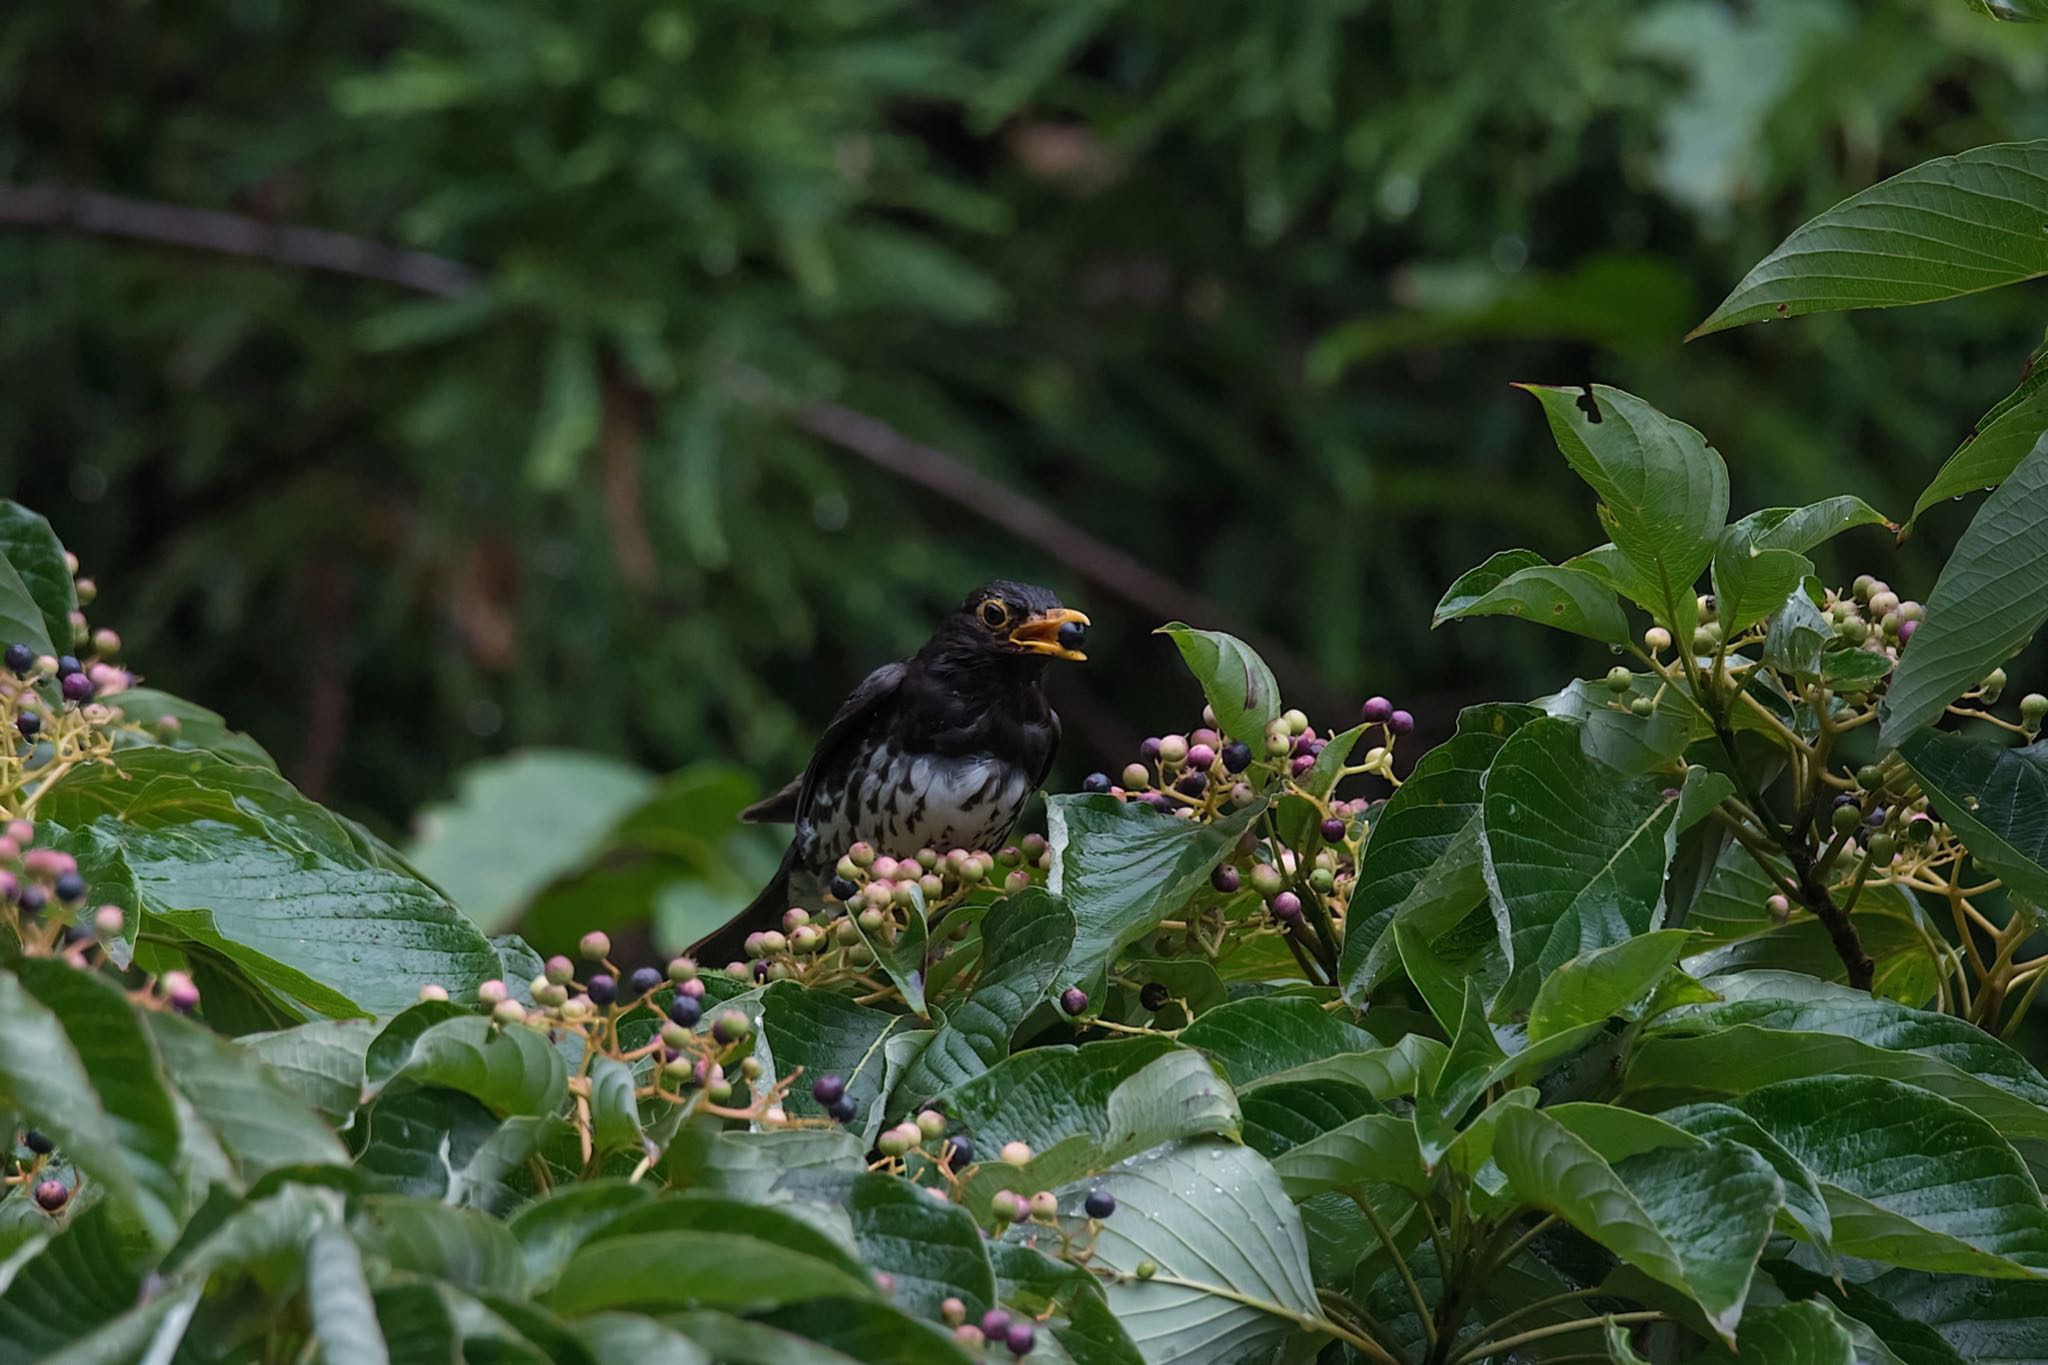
[1046,793,1266,991]
[0,550,52,660]
[1155,625,1281,747]
[1415,979,1506,1168]
[1519,384,1728,634]
[988,1241,1145,1365]
[1079,1140,1326,1365]
[1269,1112,1426,1202]
[239,1018,375,1124]
[1657,1101,1835,1260]
[682,1301,975,1365]
[1178,995,1375,1089]
[148,1011,351,1181]
[0,1201,145,1363]
[1912,367,2048,528]
[1711,499,1884,636]
[369,1015,568,1118]
[949,1046,1239,1213]
[1481,716,1685,1011]
[0,502,75,654]
[40,749,500,1016]
[586,1056,641,1156]
[756,982,913,1144]
[1528,930,1693,1042]
[577,1314,709,1365]
[1729,1301,1857,1365]
[546,1231,874,1315]
[893,889,1073,1105]
[306,1223,392,1365]
[528,331,601,489]
[1767,1263,2048,1365]
[1624,971,2048,1141]
[1340,703,1538,1000]
[1741,1074,2048,1277]
[407,750,659,933]
[1434,550,1630,643]
[845,1173,995,1318]
[1883,431,2048,746]
[1764,582,1833,680]
[351,1196,527,1296]
[506,1181,655,1293]
[0,964,181,1247]
[591,1193,869,1284]
[1494,1106,1781,1342]
[1692,142,2048,336]
[1898,727,2048,906]
[1539,673,1715,775]
[105,689,277,771]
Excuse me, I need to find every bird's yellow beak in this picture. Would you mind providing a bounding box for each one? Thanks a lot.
[1009,608,1091,661]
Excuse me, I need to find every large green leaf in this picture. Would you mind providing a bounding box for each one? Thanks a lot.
[0,964,181,1247]
[1046,793,1265,991]
[41,749,500,1016]
[368,1015,568,1118]
[148,1011,350,1180]
[1339,702,1537,999]
[105,689,278,771]
[0,549,52,661]
[1911,362,2048,528]
[1770,1263,2048,1365]
[586,1056,641,1156]
[756,982,912,1146]
[407,749,659,933]
[1741,1074,2048,1278]
[1539,672,1715,775]
[1624,971,2048,1141]
[1481,716,1684,1010]
[989,1241,1145,1365]
[306,1223,392,1365]
[1415,978,1506,1168]
[1177,994,1375,1089]
[1519,384,1727,634]
[1269,1112,1426,1202]
[1155,625,1281,747]
[506,1181,656,1293]
[893,889,1073,1105]
[1729,1301,1857,1365]
[1078,1140,1326,1365]
[1693,142,2048,335]
[1527,930,1692,1042]
[680,1301,975,1365]
[845,1173,995,1318]
[1494,1106,1781,1341]
[1882,431,2048,746]
[1711,497,1890,635]
[1898,727,2048,906]
[1657,1101,1835,1261]
[0,501,74,654]
[239,1018,375,1124]
[350,1196,527,1296]
[1433,549,1630,643]
[546,1231,874,1315]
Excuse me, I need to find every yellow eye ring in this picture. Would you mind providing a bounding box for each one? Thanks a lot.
[980,601,1009,629]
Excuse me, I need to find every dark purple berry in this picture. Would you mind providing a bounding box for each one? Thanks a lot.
[1176,770,1207,797]
[1361,696,1393,724]
[59,673,92,704]
[1220,741,1252,773]
[1389,710,1415,735]
[1291,733,1316,758]
[1006,1322,1036,1356]
[830,875,860,902]
[752,960,770,981]
[1290,754,1314,777]
[1140,792,1170,811]
[53,872,85,904]
[585,973,617,1006]
[828,1095,858,1123]
[1060,986,1088,1016]
[1269,891,1303,922]
[1057,620,1087,653]
[60,923,92,947]
[1210,864,1240,894]
[981,1310,1012,1339]
[1866,806,1887,826]
[33,1179,67,1212]
[1139,737,1162,761]
[1139,981,1170,1012]
[15,713,39,739]
[17,884,44,912]
[1320,818,1346,843]
[1084,1187,1115,1219]
[55,656,80,678]
[813,1073,847,1106]
[945,1134,974,1165]
[1832,793,1858,809]
[22,1129,51,1155]
[2,644,28,675]
[628,966,662,996]
[1082,772,1111,794]
[667,994,702,1028]
[712,1010,751,1044]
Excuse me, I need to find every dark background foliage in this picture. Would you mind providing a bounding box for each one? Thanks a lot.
[6,0,2048,839]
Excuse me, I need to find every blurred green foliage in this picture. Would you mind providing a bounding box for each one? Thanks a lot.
[6,0,2048,837]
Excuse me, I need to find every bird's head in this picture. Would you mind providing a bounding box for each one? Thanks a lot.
[935,581,1090,664]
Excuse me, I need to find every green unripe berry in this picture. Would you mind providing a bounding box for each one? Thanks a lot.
[879,1127,914,1157]
[1000,1140,1032,1165]
[1832,803,1862,835]
[543,955,574,986]
[758,930,787,956]
[1157,735,1189,765]
[1629,696,1656,718]
[1605,666,1633,693]
[578,930,611,962]
[2024,693,2048,726]
[1029,1191,1058,1219]
[1865,832,1896,864]
[1309,867,1335,894]
[1692,623,1720,653]
[1136,1261,1158,1280]
[1644,626,1672,652]
[1264,729,1293,759]
[662,1056,693,1083]
[1838,618,1868,645]
[1282,709,1309,736]
[1852,574,1876,601]
[661,1023,691,1050]
[1983,668,2009,702]
[917,1109,947,1139]
[491,999,527,1027]
[1249,863,1286,897]
[991,1189,1021,1221]
[1856,764,1885,791]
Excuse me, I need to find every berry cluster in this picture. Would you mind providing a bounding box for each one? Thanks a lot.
[8,1127,70,1216]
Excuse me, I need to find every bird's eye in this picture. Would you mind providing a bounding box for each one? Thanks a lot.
[979,600,1010,629]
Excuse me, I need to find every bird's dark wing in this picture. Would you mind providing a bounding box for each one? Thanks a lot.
[1034,706,1062,791]
[791,661,907,824]
[738,776,803,825]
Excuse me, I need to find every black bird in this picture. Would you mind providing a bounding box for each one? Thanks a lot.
[692,581,1088,966]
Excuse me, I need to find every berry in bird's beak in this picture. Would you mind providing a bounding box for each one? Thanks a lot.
[1007,607,1091,660]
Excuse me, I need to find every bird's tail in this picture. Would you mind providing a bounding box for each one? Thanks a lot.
[690,847,795,969]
